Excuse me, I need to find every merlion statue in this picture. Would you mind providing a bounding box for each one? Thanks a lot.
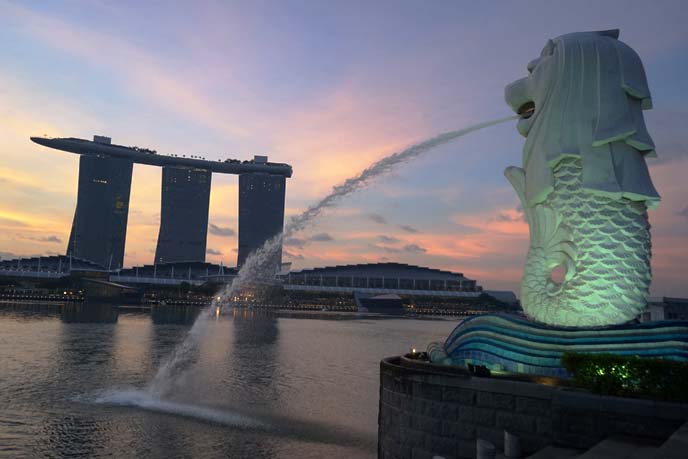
[504,30,660,327]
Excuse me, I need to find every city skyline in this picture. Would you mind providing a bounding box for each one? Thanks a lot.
[1,1,687,296]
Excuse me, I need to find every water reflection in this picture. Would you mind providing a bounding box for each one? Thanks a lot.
[110,311,153,382]
[151,304,201,325]
[0,302,460,458]
[60,302,118,323]
[228,308,280,406]
[0,301,60,320]
[231,308,279,345]
[220,308,280,458]
[224,309,378,455]
[34,303,119,457]
[146,305,201,380]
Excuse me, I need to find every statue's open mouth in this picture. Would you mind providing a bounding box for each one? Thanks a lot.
[518,101,535,119]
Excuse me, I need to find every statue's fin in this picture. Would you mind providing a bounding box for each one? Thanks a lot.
[504,166,527,212]
[528,203,576,296]
[505,165,533,233]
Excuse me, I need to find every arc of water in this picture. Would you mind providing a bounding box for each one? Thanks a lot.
[147,114,517,397]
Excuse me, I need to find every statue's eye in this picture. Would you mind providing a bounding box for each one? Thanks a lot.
[527,58,540,74]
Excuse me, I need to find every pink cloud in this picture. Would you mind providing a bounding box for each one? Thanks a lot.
[3,2,251,140]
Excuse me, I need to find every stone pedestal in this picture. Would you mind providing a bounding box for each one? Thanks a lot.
[378,356,688,459]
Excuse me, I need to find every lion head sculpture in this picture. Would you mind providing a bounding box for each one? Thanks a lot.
[505,29,660,210]
[503,30,661,327]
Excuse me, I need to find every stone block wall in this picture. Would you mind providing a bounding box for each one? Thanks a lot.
[379,357,688,459]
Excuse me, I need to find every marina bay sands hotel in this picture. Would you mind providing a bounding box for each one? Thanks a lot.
[30,135,292,270]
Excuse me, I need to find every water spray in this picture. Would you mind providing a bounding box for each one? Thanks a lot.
[147,114,517,397]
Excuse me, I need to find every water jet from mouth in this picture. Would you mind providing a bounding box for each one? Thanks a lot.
[144,113,518,399]
[518,101,535,119]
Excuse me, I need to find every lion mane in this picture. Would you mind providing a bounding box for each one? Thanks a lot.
[516,29,660,209]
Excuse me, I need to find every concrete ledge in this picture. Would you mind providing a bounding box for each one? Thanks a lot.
[379,356,688,459]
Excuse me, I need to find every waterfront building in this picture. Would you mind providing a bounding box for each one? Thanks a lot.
[31,136,292,269]
[112,261,236,286]
[283,262,481,293]
[237,171,286,268]
[640,297,688,322]
[66,136,133,270]
[354,292,405,314]
[278,262,518,313]
[154,166,212,264]
[0,255,106,278]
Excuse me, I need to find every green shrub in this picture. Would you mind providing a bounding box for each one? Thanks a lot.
[561,352,688,402]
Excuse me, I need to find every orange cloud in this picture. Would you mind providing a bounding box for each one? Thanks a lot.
[453,208,528,236]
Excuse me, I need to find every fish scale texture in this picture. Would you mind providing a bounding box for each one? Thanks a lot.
[522,157,651,327]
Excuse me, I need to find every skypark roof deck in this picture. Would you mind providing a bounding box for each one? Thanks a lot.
[30,136,293,177]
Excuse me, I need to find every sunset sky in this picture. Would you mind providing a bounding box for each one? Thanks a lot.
[1,0,686,296]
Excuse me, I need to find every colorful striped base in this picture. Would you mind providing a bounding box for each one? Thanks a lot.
[431,314,688,377]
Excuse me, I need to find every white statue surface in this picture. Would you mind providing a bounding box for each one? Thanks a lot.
[504,30,660,327]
